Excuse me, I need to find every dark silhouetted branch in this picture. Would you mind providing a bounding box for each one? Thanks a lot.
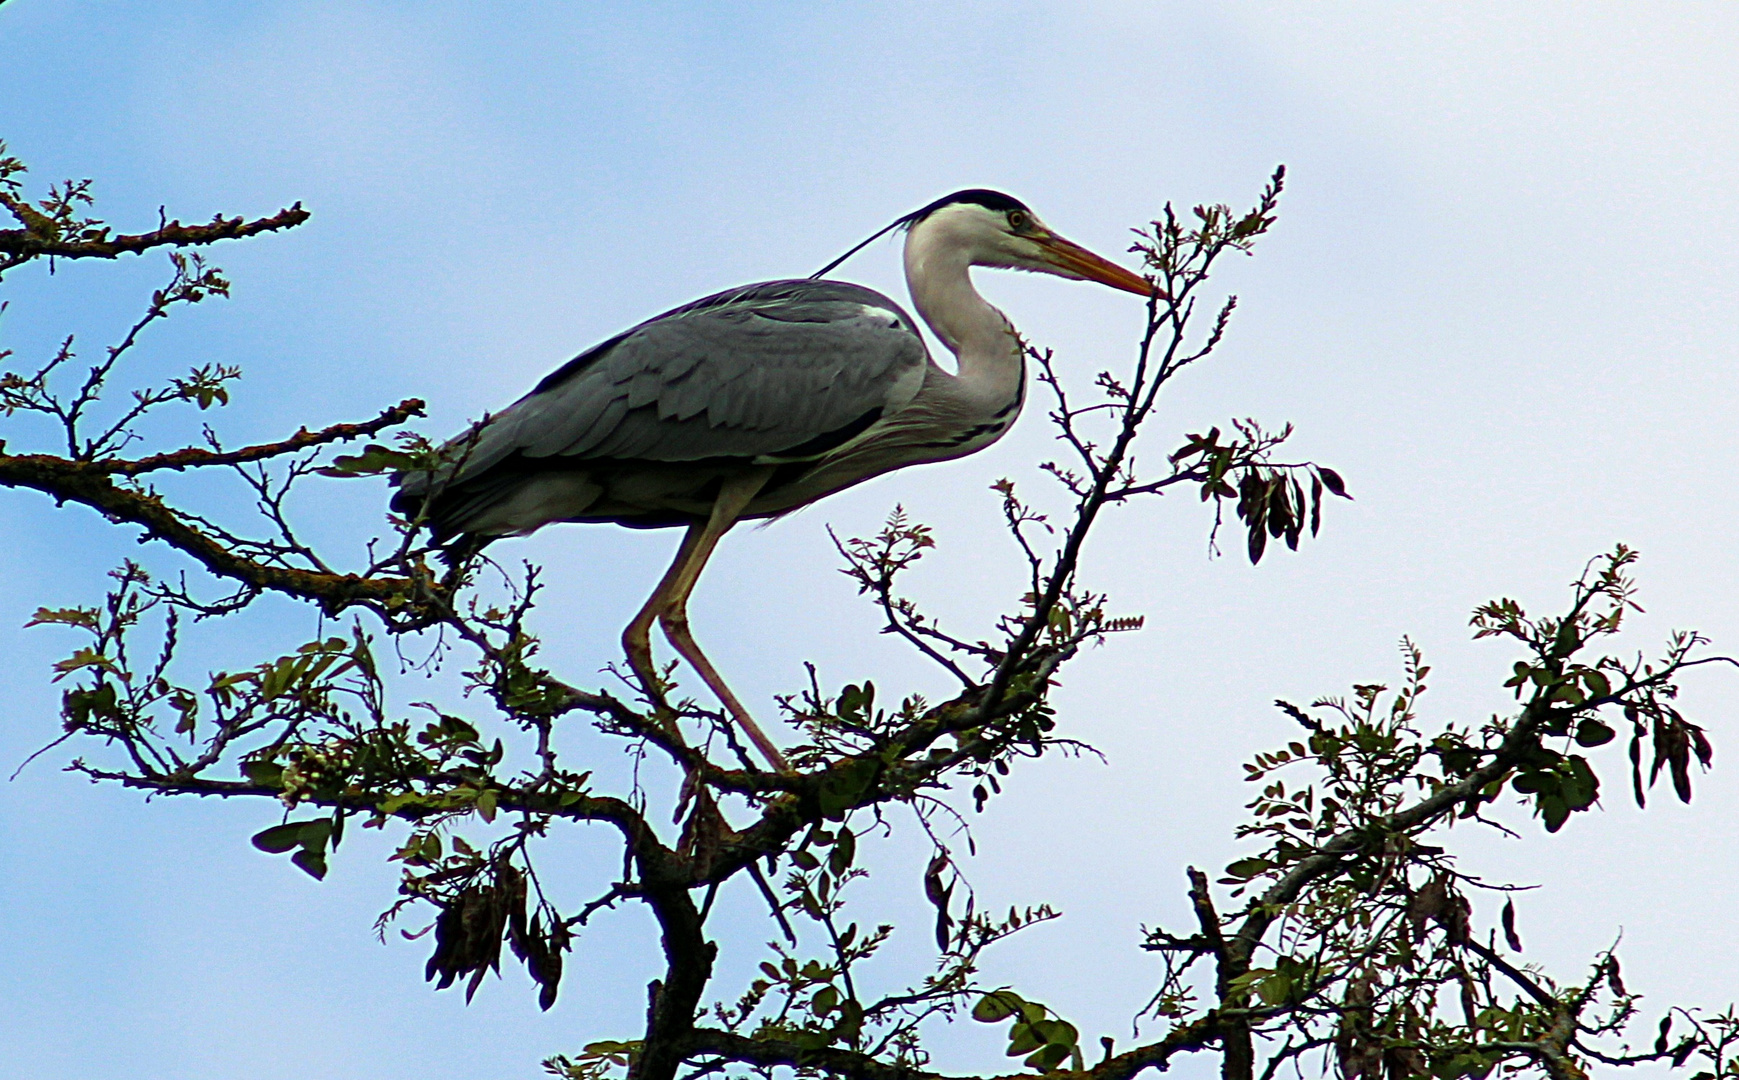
[0,201,309,267]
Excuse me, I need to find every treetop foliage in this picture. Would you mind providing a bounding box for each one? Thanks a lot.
[4,141,1736,1080]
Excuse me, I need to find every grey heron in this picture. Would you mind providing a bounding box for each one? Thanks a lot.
[393,190,1151,771]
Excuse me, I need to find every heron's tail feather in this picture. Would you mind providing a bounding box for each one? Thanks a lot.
[395,465,606,543]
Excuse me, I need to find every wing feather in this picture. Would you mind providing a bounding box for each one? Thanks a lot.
[508,280,924,466]
[394,280,931,530]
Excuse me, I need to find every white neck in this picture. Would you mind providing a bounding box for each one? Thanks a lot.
[902,220,1024,405]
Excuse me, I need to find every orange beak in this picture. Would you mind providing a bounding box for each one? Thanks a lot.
[1035,234,1154,296]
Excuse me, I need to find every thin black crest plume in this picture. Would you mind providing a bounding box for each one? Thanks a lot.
[811,189,1030,279]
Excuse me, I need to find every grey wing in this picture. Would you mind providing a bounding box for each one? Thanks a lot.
[407,279,930,496]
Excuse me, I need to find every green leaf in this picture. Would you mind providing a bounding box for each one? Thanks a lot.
[1562,755,1599,809]
[1025,1044,1071,1071]
[24,606,100,629]
[171,691,198,735]
[52,647,117,681]
[832,997,864,1042]
[837,681,875,722]
[241,759,283,787]
[1224,857,1272,880]
[1511,771,1554,795]
[1256,972,1293,1005]
[316,443,418,478]
[1316,467,1349,498]
[817,758,877,820]
[811,985,839,1016]
[290,847,328,880]
[829,827,856,876]
[974,990,1025,1023]
[253,819,333,878]
[1553,618,1581,656]
[1574,719,1615,747]
[1540,795,1571,832]
[62,683,120,729]
[252,821,313,854]
[259,656,298,700]
[1007,1022,1046,1056]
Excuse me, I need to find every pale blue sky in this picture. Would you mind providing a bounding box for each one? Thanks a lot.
[3,4,1738,1078]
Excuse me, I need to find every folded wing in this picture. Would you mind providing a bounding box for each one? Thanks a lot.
[393,279,930,536]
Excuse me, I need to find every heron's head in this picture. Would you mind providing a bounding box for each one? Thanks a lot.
[902,190,1152,296]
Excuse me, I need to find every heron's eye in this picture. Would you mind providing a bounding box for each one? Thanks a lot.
[1007,210,1029,231]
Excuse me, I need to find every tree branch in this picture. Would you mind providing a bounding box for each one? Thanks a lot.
[0,408,430,612]
[0,202,309,265]
[682,1017,1227,1080]
[103,399,424,474]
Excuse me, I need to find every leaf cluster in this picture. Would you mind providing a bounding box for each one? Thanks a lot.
[7,147,1733,1080]
[1137,548,1734,1080]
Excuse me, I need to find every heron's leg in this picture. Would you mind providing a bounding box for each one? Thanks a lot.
[623,522,707,704]
[657,469,789,772]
